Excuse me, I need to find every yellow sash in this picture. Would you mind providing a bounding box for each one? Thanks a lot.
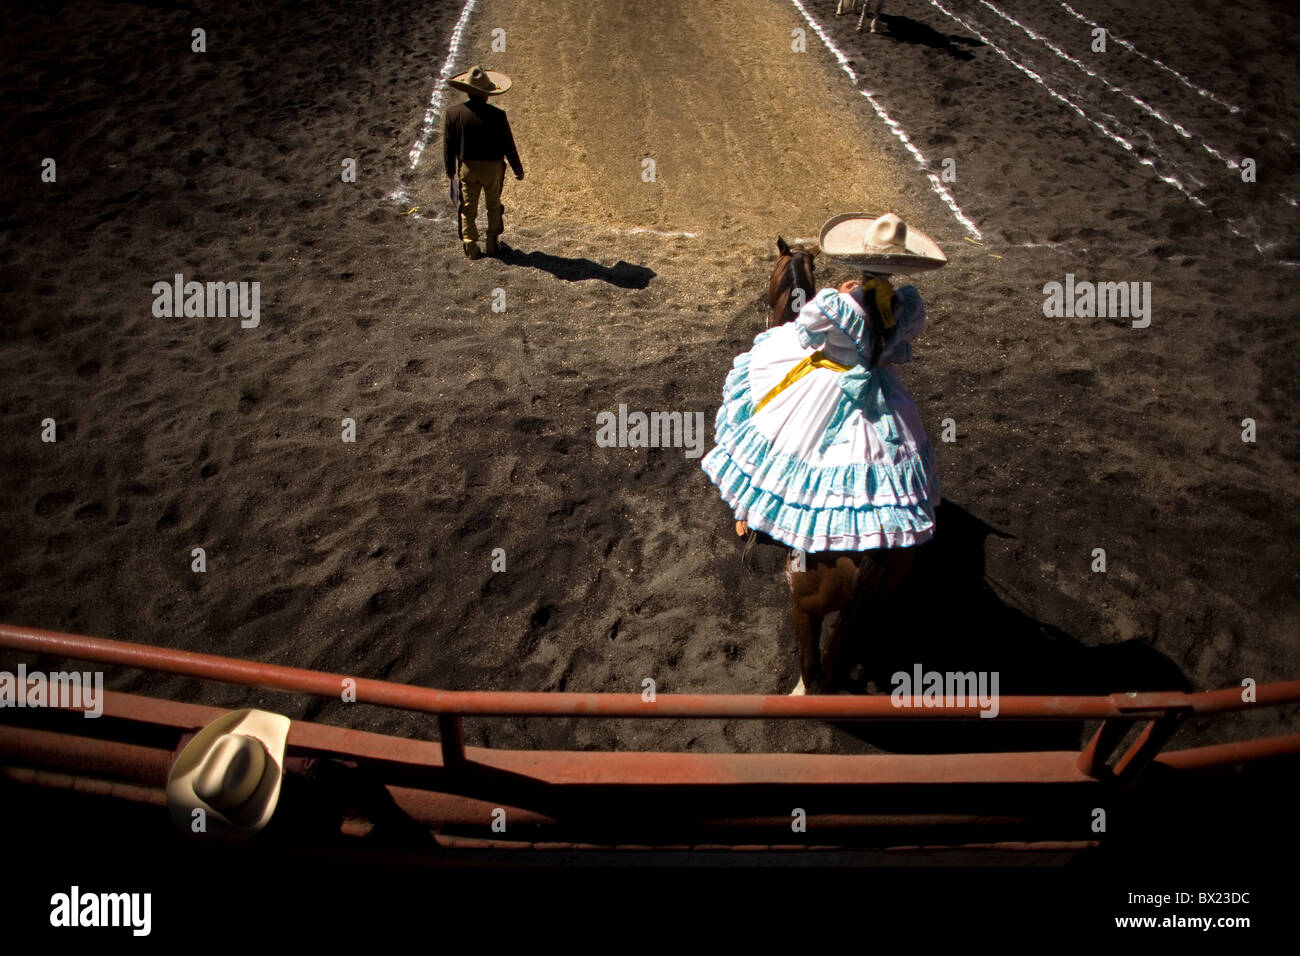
[753,350,852,414]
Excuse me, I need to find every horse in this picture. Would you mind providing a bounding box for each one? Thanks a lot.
[767,236,817,328]
[836,0,884,33]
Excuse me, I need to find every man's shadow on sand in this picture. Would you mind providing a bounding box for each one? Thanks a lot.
[813,501,1191,753]
[498,246,655,289]
[879,15,985,60]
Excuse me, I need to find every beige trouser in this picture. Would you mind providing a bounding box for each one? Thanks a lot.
[458,159,505,242]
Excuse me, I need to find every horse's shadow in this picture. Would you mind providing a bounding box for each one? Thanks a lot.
[822,500,1191,753]
[880,15,985,60]
[498,246,655,289]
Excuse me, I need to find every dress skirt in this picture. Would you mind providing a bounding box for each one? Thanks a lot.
[701,321,940,552]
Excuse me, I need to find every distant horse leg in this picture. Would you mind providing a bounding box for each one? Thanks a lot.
[859,0,881,32]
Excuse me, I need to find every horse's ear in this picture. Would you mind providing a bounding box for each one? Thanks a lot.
[776,236,790,255]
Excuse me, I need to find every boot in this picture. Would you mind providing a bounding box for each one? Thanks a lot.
[485,234,500,256]
[463,240,482,260]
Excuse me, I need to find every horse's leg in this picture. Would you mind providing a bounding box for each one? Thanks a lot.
[818,556,884,690]
[791,605,823,695]
[883,546,915,593]
[820,547,916,689]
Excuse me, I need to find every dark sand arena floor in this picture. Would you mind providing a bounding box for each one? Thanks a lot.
[1,0,1298,768]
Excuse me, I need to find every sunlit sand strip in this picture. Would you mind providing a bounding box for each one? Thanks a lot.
[926,0,1208,210]
[981,0,1240,173]
[389,0,479,208]
[787,0,983,240]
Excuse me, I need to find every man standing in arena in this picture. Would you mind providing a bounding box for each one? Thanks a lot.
[443,65,524,259]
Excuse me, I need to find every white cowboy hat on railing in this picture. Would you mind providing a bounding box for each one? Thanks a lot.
[166,708,291,840]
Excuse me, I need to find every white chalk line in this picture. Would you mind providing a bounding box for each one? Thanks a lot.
[1055,0,1243,117]
[388,0,479,208]
[1056,0,1295,160]
[398,214,698,239]
[787,0,983,240]
[926,0,1208,210]
[989,0,1297,254]
[616,227,698,239]
[980,0,1240,173]
[789,0,860,81]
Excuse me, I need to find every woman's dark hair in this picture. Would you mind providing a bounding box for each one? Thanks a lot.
[861,285,889,369]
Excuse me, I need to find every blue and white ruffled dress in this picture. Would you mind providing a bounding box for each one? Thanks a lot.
[701,285,940,552]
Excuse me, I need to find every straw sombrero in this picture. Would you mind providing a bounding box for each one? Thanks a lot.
[166,708,291,840]
[819,212,946,273]
[448,64,512,96]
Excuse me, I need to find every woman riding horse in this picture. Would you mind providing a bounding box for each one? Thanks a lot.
[701,213,947,691]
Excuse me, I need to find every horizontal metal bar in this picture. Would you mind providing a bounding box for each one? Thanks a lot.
[0,691,1102,788]
[5,623,1296,722]
[429,834,1100,854]
[2,768,1102,857]
[31,686,1292,786]
[1155,733,1300,771]
[2,764,1102,854]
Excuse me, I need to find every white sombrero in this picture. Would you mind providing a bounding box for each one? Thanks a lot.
[166,708,291,841]
[448,64,512,96]
[819,212,947,273]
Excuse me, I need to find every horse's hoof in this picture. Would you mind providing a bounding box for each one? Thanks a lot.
[790,678,807,696]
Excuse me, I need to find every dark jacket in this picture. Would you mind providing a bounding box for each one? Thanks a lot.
[443,98,524,179]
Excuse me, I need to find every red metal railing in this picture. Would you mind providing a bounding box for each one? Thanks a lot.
[3,622,1298,790]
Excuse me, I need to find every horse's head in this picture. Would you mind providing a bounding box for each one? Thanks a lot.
[768,237,818,326]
